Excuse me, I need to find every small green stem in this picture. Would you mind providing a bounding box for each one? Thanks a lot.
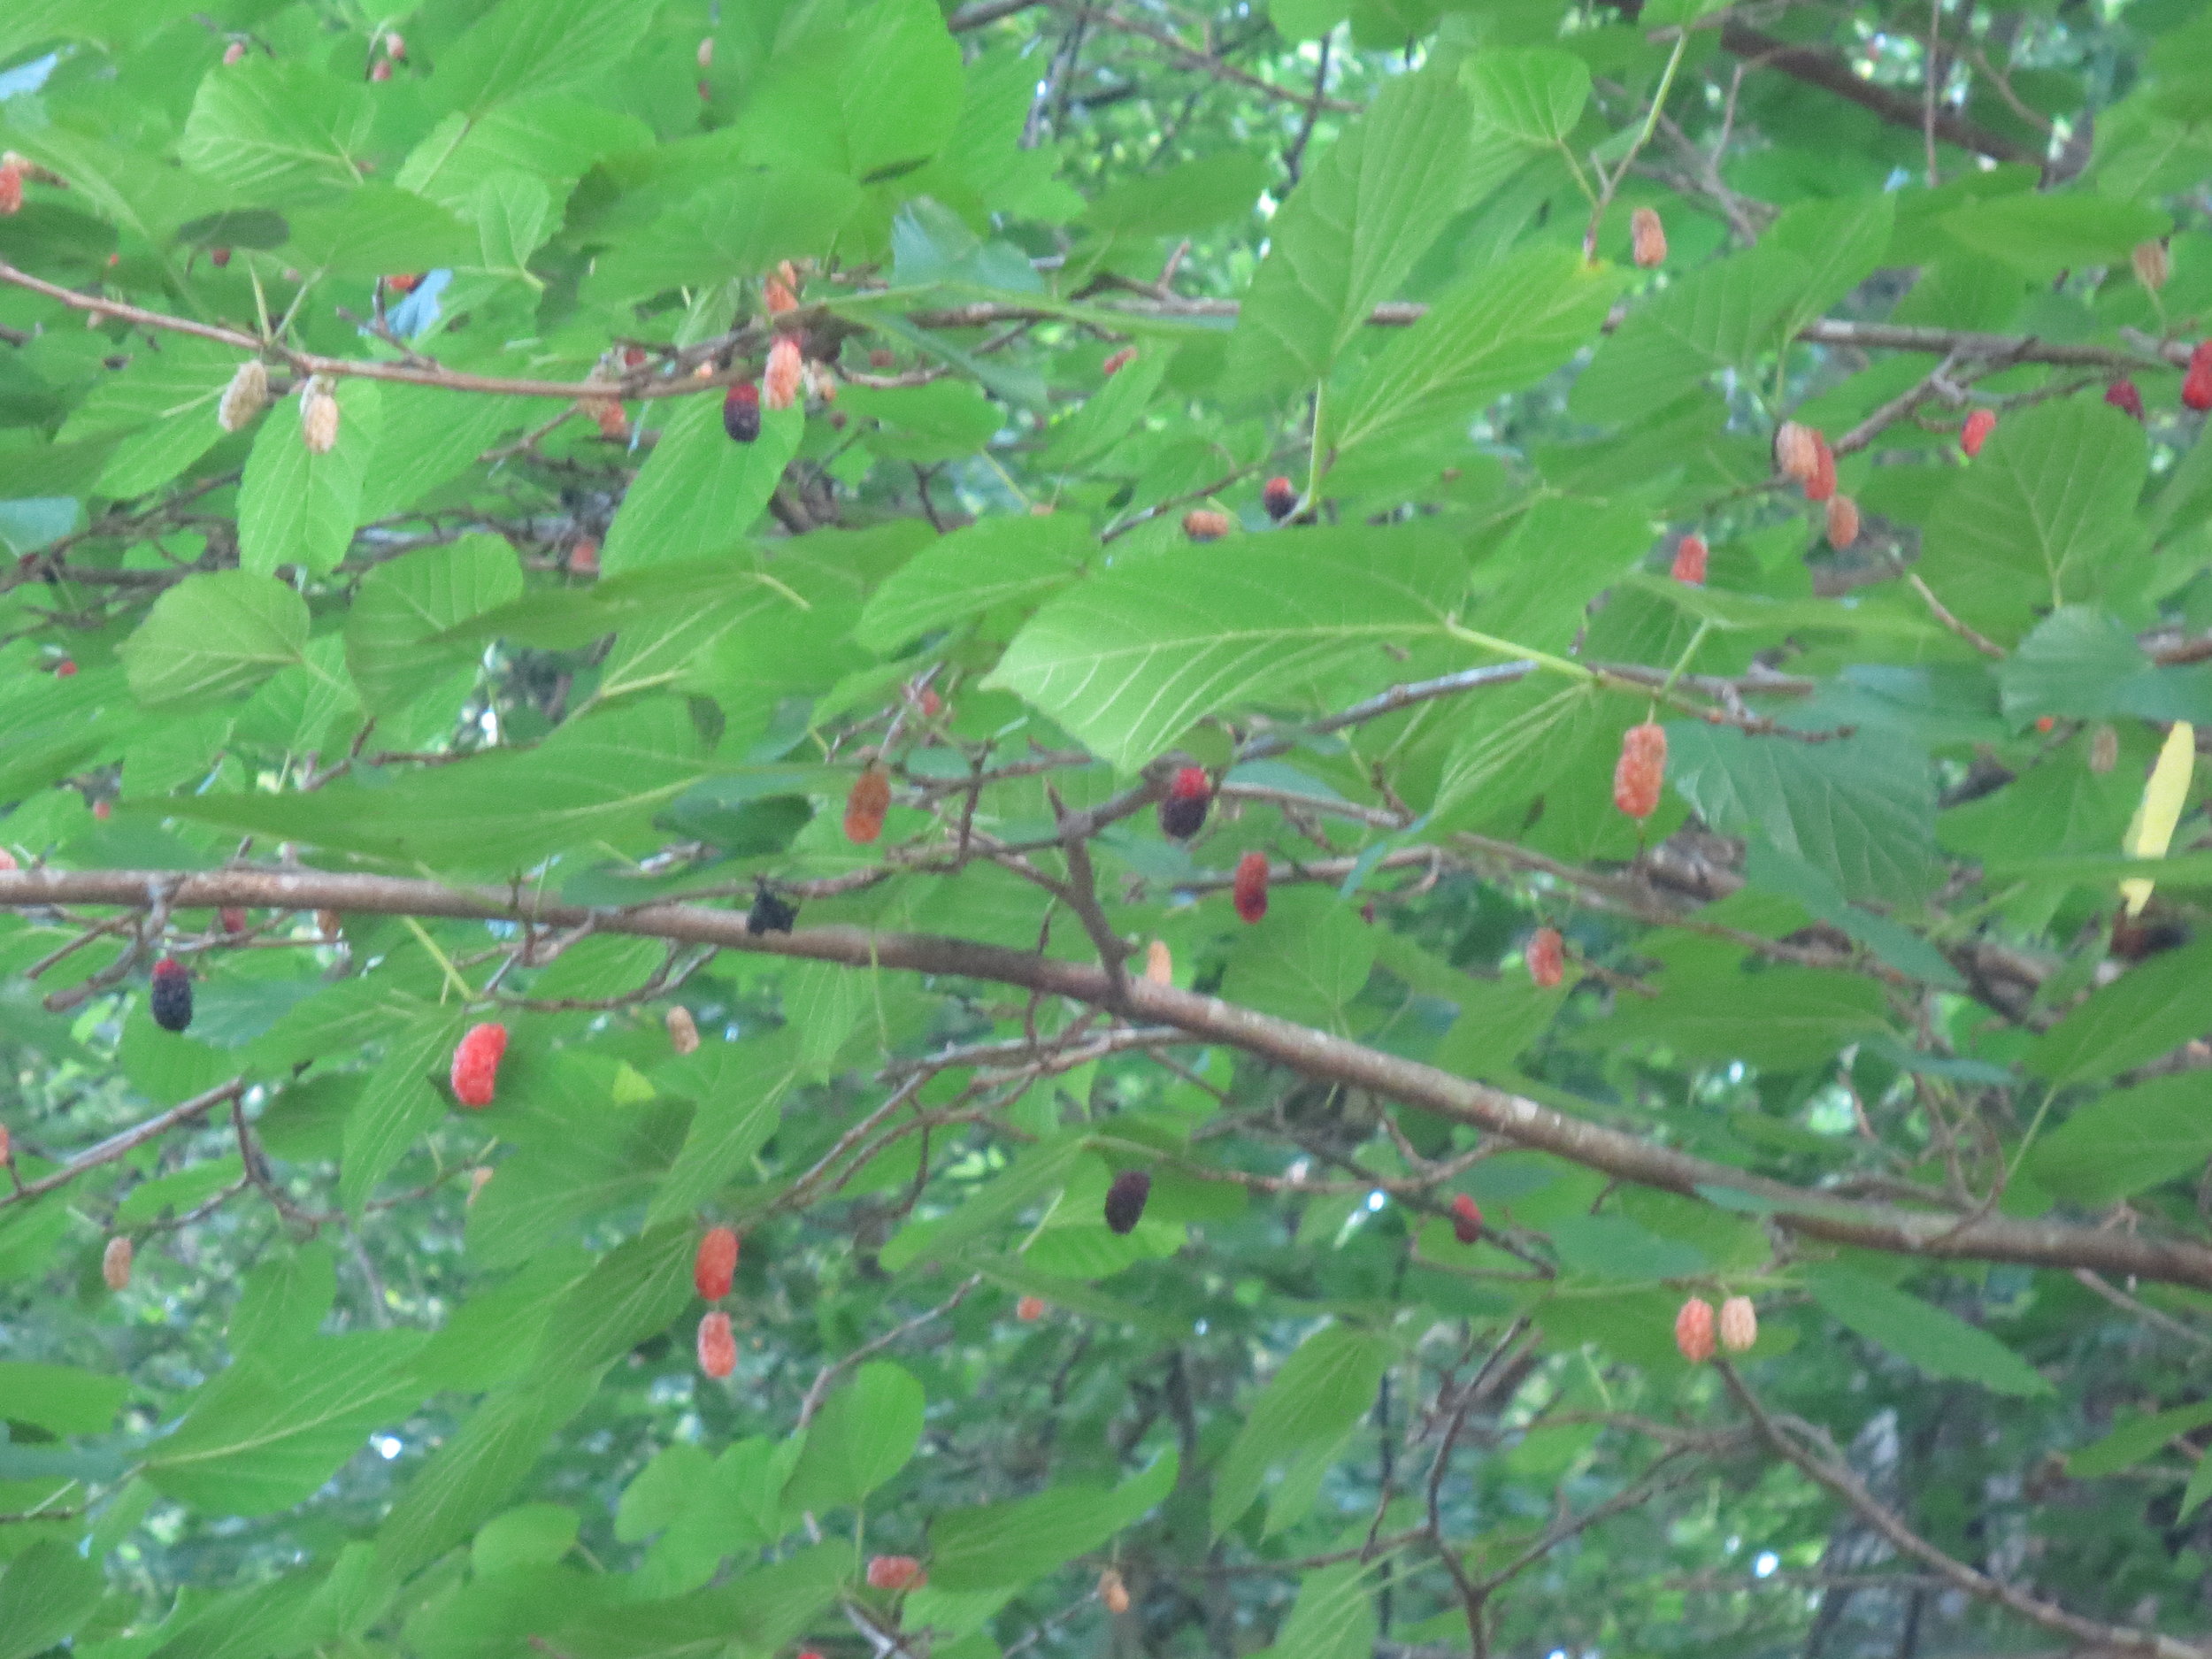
[1656,620,1711,701]
[1445,622,1593,683]
[402,914,477,1004]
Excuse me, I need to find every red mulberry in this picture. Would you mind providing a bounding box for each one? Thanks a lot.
[1450,1193,1482,1244]
[1612,723,1666,820]
[695,1225,738,1300]
[844,764,891,844]
[723,382,762,442]
[1232,852,1268,923]
[1960,409,1995,456]
[1158,767,1210,841]
[697,1310,735,1378]
[1670,534,1706,586]
[1674,1296,1715,1363]
[450,1021,507,1109]
[1527,926,1563,988]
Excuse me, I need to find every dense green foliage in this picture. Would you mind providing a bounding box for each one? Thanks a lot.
[3,0,2212,1655]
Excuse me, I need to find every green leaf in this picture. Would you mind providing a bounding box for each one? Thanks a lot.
[2026,937,2212,1085]
[1267,1562,1378,1659]
[229,1241,340,1355]
[236,378,380,578]
[1212,1323,1390,1536]
[434,0,661,115]
[144,1331,430,1515]
[2071,1400,2212,1478]
[0,1360,130,1436]
[1666,724,1938,905]
[780,1361,925,1513]
[856,515,1091,653]
[1569,243,1810,424]
[601,398,803,576]
[1228,72,1473,388]
[1939,193,2170,278]
[841,0,964,180]
[1763,194,1897,342]
[345,535,524,717]
[1546,1213,1706,1281]
[168,702,710,872]
[879,1133,1089,1273]
[584,169,864,303]
[534,1225,696,1371]
[1330,245,1623,475]
[179,60,371,204]
[0,1541,104,1659]
[1461,47,1590,145]
[1219,890,1376,1032]
[284,187,476,280]
[2028,1072,2212,1204]
[357,383,542,522]
[1598,957,1887,1071]
[119,570,311,710]
[987,526,1460,771]
[58,338,237,497]
[1920,398,2148,646]
[647,1033,803,1227]
[340,1009,469,1214]
[1802,1265,2051,1396]
[374,1366,605,1580]
[928,1451,1178,1591]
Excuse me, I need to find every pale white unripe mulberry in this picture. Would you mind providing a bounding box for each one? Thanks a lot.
[299,375,340,454]
[1718,1294,1757,1353]
[764,335,803,411]
[218,359,269,432]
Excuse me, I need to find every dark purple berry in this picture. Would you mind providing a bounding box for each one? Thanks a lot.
[723,383,761,442]
[1156,767,1210,841]
[747,883,797,934]
[1103,1170,1151,1234]
[150,957,193,1033]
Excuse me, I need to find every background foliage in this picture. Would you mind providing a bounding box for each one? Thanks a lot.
[2,0,2212,1656]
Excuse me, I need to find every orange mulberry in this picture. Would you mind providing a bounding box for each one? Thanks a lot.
[450,1021,507,1109]
[844,764,891,844]
[1612,722,1666,819]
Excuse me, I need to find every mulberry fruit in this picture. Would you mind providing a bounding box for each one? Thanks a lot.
[1103,1170,1151,1234]
[697,35,715,68]
[217,360,269,432]
[1772,421,1818,485]
[1674,1295,1715,1363]
[844,764,891,844]
[1263,476,1297,521]
[449,1021,507,1109]
[0,162,20,217]
[1669,534,1706,586]
[666,1004,700,1055]
[2090,724,2118,774]
[468,1166,494,1206]
[569,538,600,576]
[1143,940,1172,985]
[867,1556,925,1592]
[1960,409,1995,457]
[1612,722,1666,820]
[2106,380,2145,421]
[1017,1294,1046,1321]
[1527,926,1563,988]
[2133,240,2170,291]
[748,883,798,935]
[103,1235,132,1291]
[1101,347,1136,376]
[1717,1294,1757,1354]
[1824,493,1860,550]
[299,376,340,455]
[1157,767,1210,841]
[2185,342,2212,413]
[1182,509,1231,542]
[694,1225,739,1300]
[219,907,248,935]
[697,1310,736,1378]
[723,382,762,442]
[1630,205,1666,268]
[1232,851,1269,923]
[764,335,803,411]
[1450,1193,1482,1245]
[222,40,247,65]
[1100,1569,1131,1614]
[150,956,193,1033]
[1803,432,1837,503]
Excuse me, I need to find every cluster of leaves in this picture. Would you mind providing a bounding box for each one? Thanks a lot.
[3,0,2212,1656]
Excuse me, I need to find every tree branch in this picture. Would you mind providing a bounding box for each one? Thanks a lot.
[4,869,2211,1293]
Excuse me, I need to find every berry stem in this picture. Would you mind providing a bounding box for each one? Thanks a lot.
[400,913,476,1002]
